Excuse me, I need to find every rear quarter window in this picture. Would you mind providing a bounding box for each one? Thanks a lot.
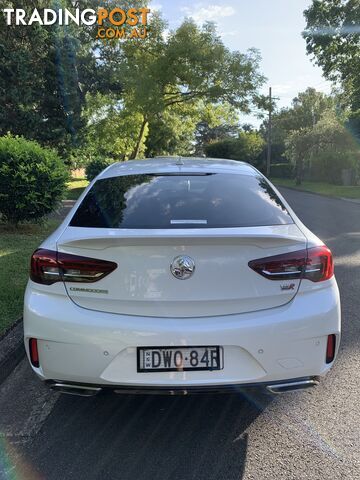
[70,173,293,229]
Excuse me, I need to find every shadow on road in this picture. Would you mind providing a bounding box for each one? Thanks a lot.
[20,389,272,480]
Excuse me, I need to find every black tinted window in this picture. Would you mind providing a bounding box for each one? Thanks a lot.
[70,173,293,228]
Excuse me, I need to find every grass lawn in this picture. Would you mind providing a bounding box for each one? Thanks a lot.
[0,178,87,335]
[65,178,89,200]
[0,220,60,335]
[272,177,360,200]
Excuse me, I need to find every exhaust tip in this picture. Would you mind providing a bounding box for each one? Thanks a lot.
[49,383,102,397]
[266,378,319,394]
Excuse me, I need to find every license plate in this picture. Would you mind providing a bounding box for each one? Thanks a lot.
[137,346,223,372]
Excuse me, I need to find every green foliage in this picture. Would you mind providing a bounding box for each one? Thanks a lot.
[120,19,266,157]
[285,127,312,168]
[261,88,334,157]
[286,110,360,184]
[146,103,201,157]
[346,109,360,143]
[0,135,68,224]
[311,150,354,184]
[0,1,148,158]
[194,103,240,155]
[79,93,148,165]
[65,179,89,200]
[1,3,266,162]
[270,163,294,179]
[0,3,266,163]
[283,88,333,131]
[304,0,360,110]
[146,102,241,158]
[0,0,86,156]
[205,139,231,159]
[85,158,114,181]
[204,132,265,166]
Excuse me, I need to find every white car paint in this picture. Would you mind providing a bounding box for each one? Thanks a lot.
[23,157,341,392]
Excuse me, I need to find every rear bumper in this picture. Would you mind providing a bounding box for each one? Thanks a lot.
[23,279,341,388]
[46,376,320,396]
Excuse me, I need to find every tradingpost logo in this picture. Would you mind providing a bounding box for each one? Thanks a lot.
[2,6,150,40]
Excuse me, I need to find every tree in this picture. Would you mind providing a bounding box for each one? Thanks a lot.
[78,93,147,163]
[0,0,147,157]
[146,103,200,157]
[146,100,243,158]
[0,0,86,155]
[303,0,360,111]
[346,109,360,142]
[286,110,359,184]
[285,128,313,184]
[119,19,266,158]
[0,4,265,163]
[204,131,265,167]
[262,88,333,139]
[260,88,334,163]
[194,103,240,155]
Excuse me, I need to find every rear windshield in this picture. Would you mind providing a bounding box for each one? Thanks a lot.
[70,173,293,229]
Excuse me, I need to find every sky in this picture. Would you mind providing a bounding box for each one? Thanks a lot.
[150,0,332,126]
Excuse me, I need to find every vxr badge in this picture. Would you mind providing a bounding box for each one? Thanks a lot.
[280,283,295,291]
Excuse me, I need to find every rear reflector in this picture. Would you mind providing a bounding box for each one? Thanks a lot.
[29,338,39,368]
[326,334,336,363]
[248,245,334,282]
[30,249,117,285]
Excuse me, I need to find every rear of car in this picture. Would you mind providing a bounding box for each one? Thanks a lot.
[24,158,340,395]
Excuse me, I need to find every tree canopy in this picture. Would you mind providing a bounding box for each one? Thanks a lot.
[0,0,84,154]
[118,19,266,158]
[304,0,360,110]
[0,2,267,162]
[259,88,334,164]
[286,109,359,184]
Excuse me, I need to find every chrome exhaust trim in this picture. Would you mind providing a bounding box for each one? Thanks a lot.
[266,378,319,394]
[50,382,102,397]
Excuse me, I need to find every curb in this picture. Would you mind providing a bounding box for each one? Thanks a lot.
[340,197,360,204]
[0,318,25,385]
[276,185,360,204]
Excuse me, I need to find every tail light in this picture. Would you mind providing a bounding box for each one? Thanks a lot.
[29,338,39,368]
[326,334,336,363]
[248,245,334,283]
[30,249,117,285]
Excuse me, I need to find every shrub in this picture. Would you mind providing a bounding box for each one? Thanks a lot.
[85,158,114,181]
[204,132,265,168]
[285,110,360,184]
[270,163,294,179]
[311,150,356,184]
[204,138,235,159]
[0,134,68,224]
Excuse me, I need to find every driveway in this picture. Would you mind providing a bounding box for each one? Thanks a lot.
[0,187,359,480]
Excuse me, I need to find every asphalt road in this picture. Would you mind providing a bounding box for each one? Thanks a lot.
[1,187,360,480]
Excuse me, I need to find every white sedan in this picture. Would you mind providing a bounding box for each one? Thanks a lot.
[24,157,341,396]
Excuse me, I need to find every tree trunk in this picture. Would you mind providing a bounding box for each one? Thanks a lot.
[295,157,303,185]
[131,117,148,159]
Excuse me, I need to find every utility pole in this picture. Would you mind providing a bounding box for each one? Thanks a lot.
[266,86,272,177]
